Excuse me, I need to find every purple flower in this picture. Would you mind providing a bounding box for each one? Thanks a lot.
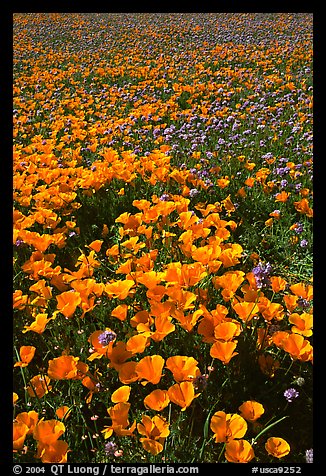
[300,239,308,248]
[98,330,117,346]
[293,222,304,234]
[252,261,272,289]
[189,188,199,198]
[297,298,310,309]
[105,441,118,456]
[284,388,299,402]
[305,449,313,463]
[159,193,170,202]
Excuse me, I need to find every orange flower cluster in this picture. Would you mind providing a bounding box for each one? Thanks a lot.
[13,13,312,464]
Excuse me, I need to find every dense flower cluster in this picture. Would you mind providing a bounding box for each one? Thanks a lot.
[13,13,313,464]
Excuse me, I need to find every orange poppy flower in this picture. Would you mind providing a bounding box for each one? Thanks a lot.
[56,291,81,318]
[55,406,71,420]
[278,333,313,362]
[37,440,69,463]
[13,289,28,310]
[210,411,247,443]
[165,355,200,382]
[210,340,238,364]
[219,246,243,268]
[130,310,153,328]
[111,385,131,403]
[289,283,313,301]
[146,285,167,302]
[88,239,103,252]
[225,439,255,463]
[111,304,128,321]
[22,313,54,334]
[213,271,245,301]
[13,421,29,450]
[167,381,200,411]
[143,389,170,411]
[233,301,259,323]
[283,294,299,312]
[105,279,135,300]
[15,411,39,435]
[102,402,136,438]
[270,276,287,293]
[117,361,139,384]
[108,341,133,371]
[238,401,265,422]
[151,315,175,342]
[178,211,200,229]
[275,191,290,202]
[293,198,313,217]
[174,309,203,332]
[288,312,313,337]
[265,437,290,458]
[258,298,285,322]
[135,355,165,385]
[27,375,52,398]
[137,414,170,455]
[126,334,150,354]
[33,419,65,445]
[214,322,241,342]
[47,355,80,380]
[137,270,163,289]
[14,345,36,367]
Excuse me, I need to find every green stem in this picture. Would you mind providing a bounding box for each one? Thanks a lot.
[252,415,289,444]
[217,443,226,462]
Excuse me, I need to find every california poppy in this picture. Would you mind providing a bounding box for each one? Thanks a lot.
[55,406,72,420]
[151,315,175,342]
[15,411,39,435]
[102,402,136,438]
[210,411,247,443]
[117,361,139,384]
[105,279,135,300]
[143,389,170,411]
[126,334,150,354]
[111,304,128,321]
[288,312,313,337]
[47,355,80,380]
[33,419,65,445]
[265,437,290,458]
[210,340,238,364]
[258,354,280,378]
[213,322,241,341]
[238,401,265,422]
[135,355,165,385]
[22,313,54,334]
[37,440,69,463]
[233,301,259,323]
[111,385,131,403]
[137,414,170,455]
[56,291,81,318]
[225,439,255,463]
[13,422,29,450]
[165,355,200,382]
[14,345,36,367]
[27,375,52,398]
[167,381,200,411]
[279,333,313,362]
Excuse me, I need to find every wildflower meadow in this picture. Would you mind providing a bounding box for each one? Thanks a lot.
[13,13,313,465]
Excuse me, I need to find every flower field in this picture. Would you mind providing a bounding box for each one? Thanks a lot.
[13,13,313,464]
